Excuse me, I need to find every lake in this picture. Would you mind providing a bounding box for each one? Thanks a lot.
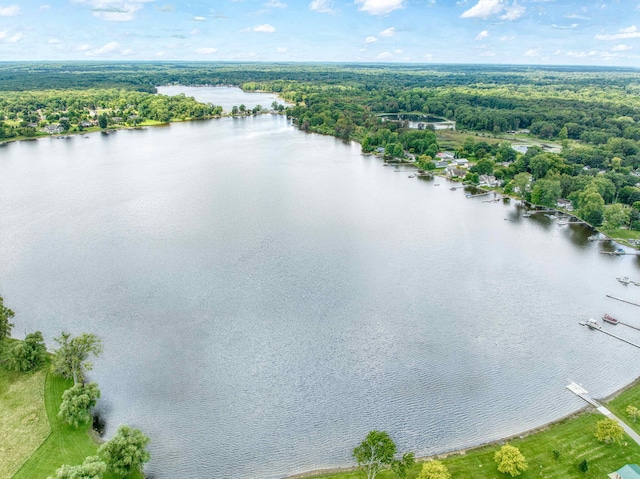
[1,88,639,479]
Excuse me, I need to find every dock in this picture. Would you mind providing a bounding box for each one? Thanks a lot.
[579,320,640,349]
[466,191,494,198]
[566,380,640,446]
[606,294,640,307]
[566,380,602,407]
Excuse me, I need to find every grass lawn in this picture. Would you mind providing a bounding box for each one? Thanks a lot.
[309,380,640,479]
[608,378,640,436]
[12,373,143,479]
[0,367,50,479]
[601,229,640,241]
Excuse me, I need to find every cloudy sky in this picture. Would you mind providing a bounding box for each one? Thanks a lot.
[1,0,639,65]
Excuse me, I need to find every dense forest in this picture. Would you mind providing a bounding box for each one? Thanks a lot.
[2,62,640,233]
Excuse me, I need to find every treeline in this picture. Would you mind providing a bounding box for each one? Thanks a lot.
[0,88,224,139]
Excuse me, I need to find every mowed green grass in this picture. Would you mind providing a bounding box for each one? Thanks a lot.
[13,373,144,479]
[311,398,640,479]
[608,379,640,436]
[0,367,50,479]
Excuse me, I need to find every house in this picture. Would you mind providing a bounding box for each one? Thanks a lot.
[111,117,123,124]
[556,199,574,211]
[376,147,385,154]
[79,121,94,128]
[434,161,448,169]
[609,464,640,479]
[446,166,467,179]
[43,124,64,134]
[479,175,499,187]
[436,151,455,160]
[454,158,469,167]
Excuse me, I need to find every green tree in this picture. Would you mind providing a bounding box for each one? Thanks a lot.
[595,418,624,444]
[7,331,47,372]
[511,172,532,200]
[98,425,150,478]
[48,455,106,479]
[417,460,451,479]
[0,295,15,341]
[626,405,639,422]
[52,333,103,385]
[530,179,561,207]
[98,113,108,129]
[59,382,101,427]
[578,459,588,473]
[353,430,415,479]
[231,105,239,115]
[577,184,605,226]
[471,158,494,175]
[494,444,528,477]
[603,203,630,230]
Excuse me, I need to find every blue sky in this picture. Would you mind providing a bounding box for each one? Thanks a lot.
[1,0,640,65]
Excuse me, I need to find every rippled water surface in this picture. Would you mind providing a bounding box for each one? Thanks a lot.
[1,88,640,479]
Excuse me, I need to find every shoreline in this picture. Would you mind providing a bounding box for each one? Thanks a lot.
[282,376,640,479]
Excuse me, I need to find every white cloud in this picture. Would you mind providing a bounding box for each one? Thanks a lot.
[595,25,640,40]
[355,0,405,16]
[554,49,562,55]
[479,51,496,56]
[277,47,287,53]
[76,43,91,51]
[460,0,503,19]
[193,16,206,21]
[309,0,336,14]
[379,27,396,37]
[253,23,276,32]
[461,0,524,20]
[500,35,515,41]
[566,50,599,58]
[7,32,22,43]
[40,4,51,11]
[87,41,119,55]
[475,30,489,40]
[48,38,62,44]
[365,36,377,43]
[264,0,286,7]
[376,51,393,59]
[523,48,539,57]
[612,44,632,51]
[0,31,6,40]
[72,0,153,22]
[501,2,524,20]
[120,48,134,55]
[423,53,433,60]
[0,4,19,16]
[196,47,218,54]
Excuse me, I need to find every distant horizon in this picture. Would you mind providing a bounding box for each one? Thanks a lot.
[2,1,640,67]
[1,60,639,71]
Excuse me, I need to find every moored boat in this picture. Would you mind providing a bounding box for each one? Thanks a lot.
[617,276,631,285]
[602,313,619,325]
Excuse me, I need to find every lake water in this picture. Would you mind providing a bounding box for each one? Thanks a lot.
[1,88,640,479]
[157,86,285,112]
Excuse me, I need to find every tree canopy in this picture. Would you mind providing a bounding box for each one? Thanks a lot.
[52,332,103,385]
[98,425,150,478]
[353,430,415,479]
[0,295,15,341]
[494,444,528,477]
[58,382,101,427]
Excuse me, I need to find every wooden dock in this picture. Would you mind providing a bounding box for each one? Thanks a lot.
[579,320,640,349]
[466,191,494,198]
[566,380,602,408]
[606,294,640,307]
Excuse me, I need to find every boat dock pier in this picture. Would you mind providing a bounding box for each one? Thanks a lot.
[579,320,640,349]
[606,294,640,307]
[466,191,494,198]
[566,380,640,446]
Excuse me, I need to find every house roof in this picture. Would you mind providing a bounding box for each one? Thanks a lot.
[617,464,640,479]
